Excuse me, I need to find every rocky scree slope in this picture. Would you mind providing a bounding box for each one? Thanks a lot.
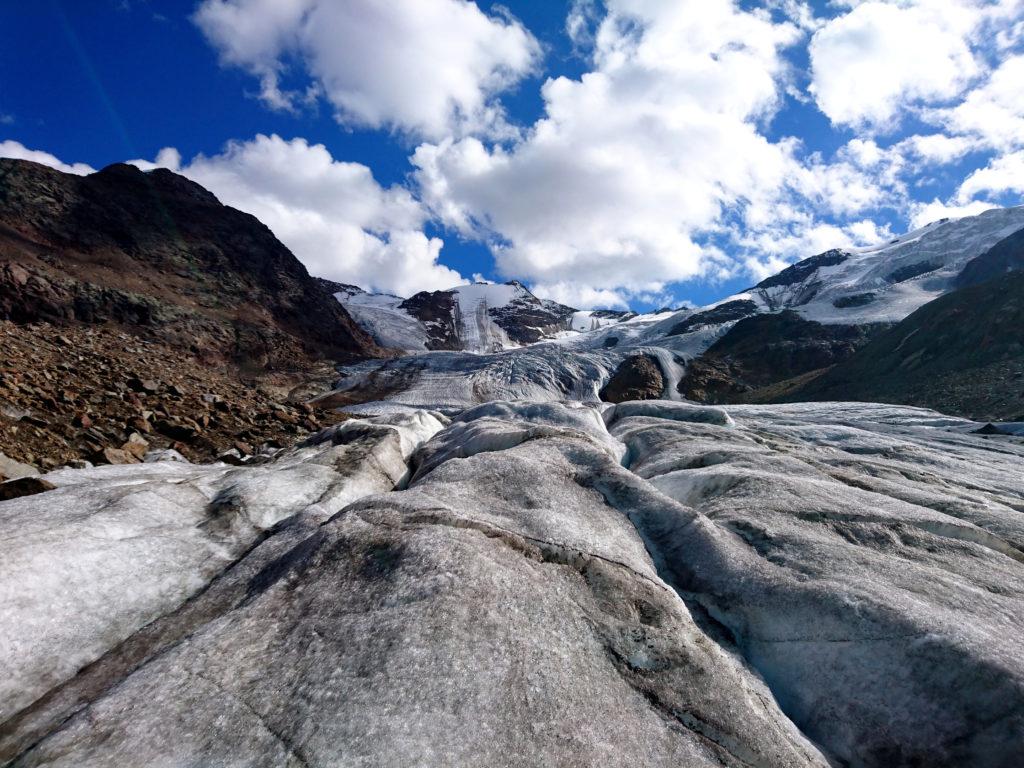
[0,321,349,474]
[1,400,1023,767]
[0,158,384,372]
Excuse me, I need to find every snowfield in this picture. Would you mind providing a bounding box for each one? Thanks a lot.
[2,398,1023,767]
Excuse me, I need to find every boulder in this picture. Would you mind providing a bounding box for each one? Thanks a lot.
[599,354,664,403]
[95,447,137,465]
[0,476,56,501]
[121,433,150,461]
[0,452,39,481]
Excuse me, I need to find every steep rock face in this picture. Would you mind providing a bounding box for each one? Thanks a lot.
[788,270,1024,421]
[0,159,383,370]
[3,401,1023,766]
[484,281,577,344]
[399,282,577,351]
[956,226,1024,288]
[678,311,881,404]
[398,289,462,349]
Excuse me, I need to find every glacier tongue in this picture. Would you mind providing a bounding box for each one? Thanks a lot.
[3,399,1024,767]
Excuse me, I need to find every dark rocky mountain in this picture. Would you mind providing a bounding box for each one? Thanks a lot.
[785,269,1024,420]
[0,158,384,373]
[314,277,367,298]
[678,311,881,404]
[956,225,1024,288]
[397,288,463,349]
[485,281,578,345]
[0,158,385,471]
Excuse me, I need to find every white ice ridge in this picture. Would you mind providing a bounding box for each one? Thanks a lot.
[0,411,445,726]
[3,399,1023,766]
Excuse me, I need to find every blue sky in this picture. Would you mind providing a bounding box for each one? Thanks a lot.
[2,0,1023,310]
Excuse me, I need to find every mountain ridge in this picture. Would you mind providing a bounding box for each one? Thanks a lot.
[0,158,385,371]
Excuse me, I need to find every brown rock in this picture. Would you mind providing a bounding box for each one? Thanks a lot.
[0,476,57,501]
[73,413,93,429]
[274,410,298,425]
[95,447,137,465]
[127,378,160,393]
[0,452,39,480]
[128,417,152,434]
[121,433,150,460]
[155,420,198,442]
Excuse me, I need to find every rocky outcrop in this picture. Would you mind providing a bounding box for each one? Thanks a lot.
[336,281,585,352]
[487,282,576,344]
[0,158,385,370]
[600,354,664,403]
[398,289,462,349]
[3,401,1023,766]
[758,249,849,290]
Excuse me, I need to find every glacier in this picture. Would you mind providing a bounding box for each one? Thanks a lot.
[2,397,1023,767]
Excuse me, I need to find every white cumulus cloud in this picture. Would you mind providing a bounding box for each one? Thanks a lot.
[412,0,807,303]
[956,149,1024,201]
[809,0,983,129]
[0,140,96,175]
[936,53,1024,151]
[909,197,1000,228]
[194,0,540,140]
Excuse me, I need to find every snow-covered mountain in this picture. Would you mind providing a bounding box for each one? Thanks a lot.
[328,205,1024,414]
[323,280,635,353]
[742,205,1024,324]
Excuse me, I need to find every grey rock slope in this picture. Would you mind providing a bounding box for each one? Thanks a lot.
[3,399,1023,767]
